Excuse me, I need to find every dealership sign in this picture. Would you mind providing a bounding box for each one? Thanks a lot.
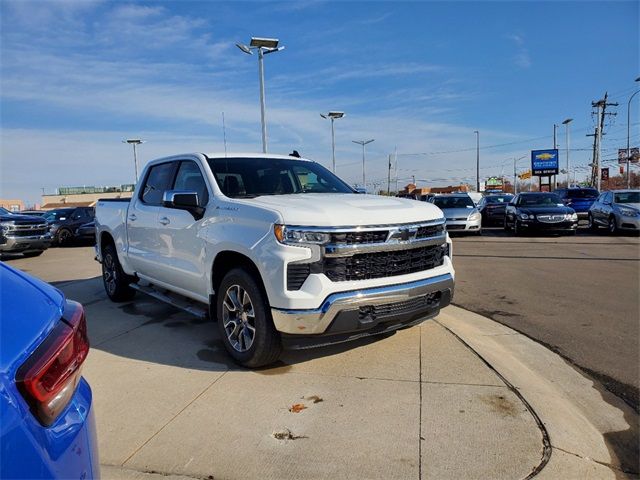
[531,149,559,176]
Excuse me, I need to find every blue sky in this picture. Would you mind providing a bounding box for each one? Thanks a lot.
[1,0,638,203]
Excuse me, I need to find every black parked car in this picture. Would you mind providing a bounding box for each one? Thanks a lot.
[45,207,95,246]
[74,221,96,243]
[477,194,514,226]
[505,192,578,235]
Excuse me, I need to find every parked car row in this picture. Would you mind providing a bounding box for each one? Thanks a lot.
[422,188,639,237]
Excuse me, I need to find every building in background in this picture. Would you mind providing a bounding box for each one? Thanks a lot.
[41,184,135,210]
[397,184,470,199]
[0,199,25,212]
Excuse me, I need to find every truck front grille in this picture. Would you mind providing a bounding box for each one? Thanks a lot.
[8,228,49,237]
[323,244,447,282]
[329,230,388,245]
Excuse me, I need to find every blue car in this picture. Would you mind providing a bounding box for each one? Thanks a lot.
[554,187,599,219]
[0,263,99,479]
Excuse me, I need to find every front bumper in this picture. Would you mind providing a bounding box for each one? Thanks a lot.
[617,214,640,230]
[0,234,52,252]
[445,217,482,232]
[272,273,453,344]
[519,220,578,231]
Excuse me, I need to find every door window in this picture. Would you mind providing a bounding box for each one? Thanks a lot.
[140,162,177,206]
[172,161,209,207]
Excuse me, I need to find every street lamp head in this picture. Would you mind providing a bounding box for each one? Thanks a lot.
[635,76,640,82]
[250,37,279,49]
[123,139,143,145]
[263,46,285,55]
[562,118,573,124]
[328,111,345,119]
[236,43,253,55]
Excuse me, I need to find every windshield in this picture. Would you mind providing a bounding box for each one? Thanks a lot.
[519,193,563,206]
[485,195,513,204]
[566,189,598,199]
[43,209,74,222]
[614,192,640,204]
[207,157,354,198]
[432,196,475,209]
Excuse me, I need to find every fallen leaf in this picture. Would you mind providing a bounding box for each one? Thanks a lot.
[289,403,307,413]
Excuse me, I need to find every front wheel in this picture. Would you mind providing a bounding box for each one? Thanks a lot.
[102,244,136,302]
[56,228,73,247]
[587,214,598,231]
[217,268,282,368]
[608,216,618,235]
[513,221,521,236]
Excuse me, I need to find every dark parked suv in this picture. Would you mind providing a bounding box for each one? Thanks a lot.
[45,207,95,246]
[477,194,514,226]
[553,187,599,219]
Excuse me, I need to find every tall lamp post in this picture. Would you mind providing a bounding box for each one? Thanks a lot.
[123,139,144,182]
[321,111,345,173]
[474,130,480,192]
[352,139,375,193]
[626,77,640,188]
[562,118,573,187]
[236,37,285,153]
[513,155,526,194]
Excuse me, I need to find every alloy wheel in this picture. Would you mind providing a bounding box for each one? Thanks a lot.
[222,284,256,353]
[103,253,117,296]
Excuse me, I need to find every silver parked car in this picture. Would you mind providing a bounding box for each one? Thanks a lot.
[429,194,482,234]
[588,189,640,233]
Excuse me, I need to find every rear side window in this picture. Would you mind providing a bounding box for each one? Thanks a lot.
[567,189,598,199]
[173,161,209,207]
[141,162,176,206]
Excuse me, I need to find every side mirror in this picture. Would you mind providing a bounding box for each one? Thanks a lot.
[162,190,205,220]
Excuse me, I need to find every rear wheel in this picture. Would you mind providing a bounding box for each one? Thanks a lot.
[102,243,136,302]
[217,268,282,368]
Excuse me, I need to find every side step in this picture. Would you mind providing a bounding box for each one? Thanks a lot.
[129,283,209,319]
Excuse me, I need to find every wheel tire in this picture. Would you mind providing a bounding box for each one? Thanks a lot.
[608,216,618,235]
[476,228,483,236]
[56,228,73,247]
[504,218,511,231]
[513,221,521,236]
[217,268,282,368]
[23,251,44,257]
[102,243,136,302]
[588,214,598,231]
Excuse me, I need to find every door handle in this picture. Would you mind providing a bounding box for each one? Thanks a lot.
[128,214,137,221]
[159,217,170,226]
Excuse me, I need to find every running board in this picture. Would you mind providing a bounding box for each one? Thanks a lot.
[129,283,208,319]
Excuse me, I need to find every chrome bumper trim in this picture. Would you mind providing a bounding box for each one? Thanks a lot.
[271,273,454,335]
[324,233,446,257]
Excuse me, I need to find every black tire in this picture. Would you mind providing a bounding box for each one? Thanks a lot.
[503,218,511,231]
[476,228,483,236]
[587,213,598,231]
[216,268,282,368]
[608,216,618,235]
[56,228,73,247]
[513,221,521,236]
[102,243,136,302]
[23,251,44,257]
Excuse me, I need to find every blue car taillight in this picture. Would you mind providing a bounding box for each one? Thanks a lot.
[16,301,89,426]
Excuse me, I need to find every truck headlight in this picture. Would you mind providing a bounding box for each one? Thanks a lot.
[274,225,331,245]
[619,208,639,217]
[0,222,12,233]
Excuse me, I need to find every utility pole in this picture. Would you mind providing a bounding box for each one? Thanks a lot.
[626,77,640,188]
[562,118,573,187]
[474,130,480,192]
[387,154,392,195]
[352,139,374,193]
[591,93,618,191]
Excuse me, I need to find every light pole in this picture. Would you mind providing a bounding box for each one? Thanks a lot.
[352,139,375,193]
[513,155,526,194]
[474,130,480,192]
[562,118,573,187]
[320,111,345,173]
[236,37,285,153]
[123,139,144,182]
[626,77,640,188]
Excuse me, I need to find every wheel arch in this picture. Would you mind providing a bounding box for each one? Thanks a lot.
[210,251,269,312]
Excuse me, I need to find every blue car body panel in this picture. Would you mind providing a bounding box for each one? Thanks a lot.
[555,188,599,215]
[0,263,98,479]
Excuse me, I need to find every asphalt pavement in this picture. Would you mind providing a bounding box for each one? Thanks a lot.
[451,228,640,413]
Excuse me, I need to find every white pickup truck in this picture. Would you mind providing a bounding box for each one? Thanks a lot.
[95,153,454,367]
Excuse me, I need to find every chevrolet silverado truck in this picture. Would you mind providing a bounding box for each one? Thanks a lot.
[0,207,52,258]
[95,153,454,367]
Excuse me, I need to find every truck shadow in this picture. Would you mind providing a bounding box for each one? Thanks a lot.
[51,276,394,375]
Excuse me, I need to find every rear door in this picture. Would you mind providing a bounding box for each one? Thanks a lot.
[154,159,211,300]
[126,161,178,277]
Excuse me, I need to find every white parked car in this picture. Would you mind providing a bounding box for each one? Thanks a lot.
[429,194,482,235]
[95,153,455,366]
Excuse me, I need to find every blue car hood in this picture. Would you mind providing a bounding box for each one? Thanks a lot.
[0,263,64,374]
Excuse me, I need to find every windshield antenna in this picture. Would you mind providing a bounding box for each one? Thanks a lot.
[222,111,228,157]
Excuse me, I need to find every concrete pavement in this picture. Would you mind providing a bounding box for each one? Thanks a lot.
[4,247,636,479]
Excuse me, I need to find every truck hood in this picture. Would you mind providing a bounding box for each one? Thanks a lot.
[0,213,47,224]
[246,193,444,226]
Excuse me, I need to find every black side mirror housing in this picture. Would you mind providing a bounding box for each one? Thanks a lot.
[162,191,205,220]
